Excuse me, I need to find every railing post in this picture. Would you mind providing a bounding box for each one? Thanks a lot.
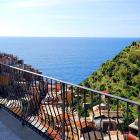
[138,106,140,139]
[62,83,65,140]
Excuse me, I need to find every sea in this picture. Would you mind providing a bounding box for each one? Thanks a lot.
[0,37,139,84]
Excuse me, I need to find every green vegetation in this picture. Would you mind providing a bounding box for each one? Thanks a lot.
[82,41,140,102]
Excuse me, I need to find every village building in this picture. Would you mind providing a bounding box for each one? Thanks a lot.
[128,119,139,139]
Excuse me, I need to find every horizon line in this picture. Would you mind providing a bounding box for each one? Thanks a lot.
[0,36,140,38]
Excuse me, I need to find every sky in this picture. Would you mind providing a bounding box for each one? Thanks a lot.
[0,0,140,37]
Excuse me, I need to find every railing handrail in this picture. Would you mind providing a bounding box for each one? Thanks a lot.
[1,63,140,106]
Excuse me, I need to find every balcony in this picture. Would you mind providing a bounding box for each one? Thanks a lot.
[0,63,140,140]
[0,108,44,140]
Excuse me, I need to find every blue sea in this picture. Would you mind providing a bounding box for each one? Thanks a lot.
[0,37,139,84]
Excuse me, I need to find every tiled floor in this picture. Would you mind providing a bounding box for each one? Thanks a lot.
[0,108,44,140]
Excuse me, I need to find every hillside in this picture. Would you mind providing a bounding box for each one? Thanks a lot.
[82,41,140,102]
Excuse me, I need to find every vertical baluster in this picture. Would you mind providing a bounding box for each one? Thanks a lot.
[90,92,97,139]
[65,84,71,140]
[138,105,140,139]
[49,79,59,139]
[116,99,119,140]
[126,102,129,139]
[45,79,54,138]
[99,94,104,140]
[62,83,65,140]
[66,85,75,140]
[54,81,62,139]
[71,86,79,140]
[44,78,52,135]
[83,89,91,140]
[107,97,111,140]
[77,88,85,140]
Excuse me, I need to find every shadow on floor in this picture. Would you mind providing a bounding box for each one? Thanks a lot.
[0,108,44,140]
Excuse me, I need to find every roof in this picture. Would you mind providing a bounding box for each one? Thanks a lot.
[80,130,124,140]
[129,122,138,130]
[6,100,22,108]
[103,131,124,140]
[80,131,103,140]
[41,105,62,117]
[93,103,108,111]
[102,90,110,94]
[73,120,95,129]
[56,113,75,123]
[94,118,117,125]
[94,110,123,118]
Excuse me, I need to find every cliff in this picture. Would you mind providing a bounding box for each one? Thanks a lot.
[82,41,140,102]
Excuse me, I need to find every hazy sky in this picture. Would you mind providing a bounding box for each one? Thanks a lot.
[0,0,140,37]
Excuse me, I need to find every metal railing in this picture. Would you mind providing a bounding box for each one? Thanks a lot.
[0,63,140,140]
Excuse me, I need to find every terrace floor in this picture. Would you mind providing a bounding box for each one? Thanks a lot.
[0,108,44,140]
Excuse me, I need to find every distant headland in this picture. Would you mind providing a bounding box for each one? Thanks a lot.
[0,52,42,74]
